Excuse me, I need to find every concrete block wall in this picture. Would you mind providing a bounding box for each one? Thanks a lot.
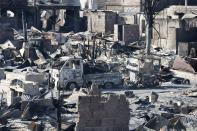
[105,0,141,12]
[105,12,118,34]
[123,24,139,44]
[153,18,180,50]
[76,94,130,131]
[5,72,47,85]
[167,27,177,50]
[114,24,140,44]
[153,27,177,50]
[118,14,135,25]
[88,11,117,34]
[178,42,189,56]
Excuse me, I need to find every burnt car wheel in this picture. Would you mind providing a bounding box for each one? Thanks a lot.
[67,82,78,90]
[103,82,114,89]
[183,79,190,85]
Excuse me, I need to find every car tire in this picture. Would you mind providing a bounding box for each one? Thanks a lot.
[67,82,78,90]
[183,79,190,85]
[103,82,114,89]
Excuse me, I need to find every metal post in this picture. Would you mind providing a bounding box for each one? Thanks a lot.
[185,0,188,6]
[22,10,27,42]
[52,9,56,31]
[57,83,61,131]
[22,10,29,59]
[185,0,188,12]
[92,37,96,64]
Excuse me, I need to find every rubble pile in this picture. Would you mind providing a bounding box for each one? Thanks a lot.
[0,0,197,131]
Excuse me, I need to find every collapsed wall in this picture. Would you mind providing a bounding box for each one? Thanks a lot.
[76,86,130,131]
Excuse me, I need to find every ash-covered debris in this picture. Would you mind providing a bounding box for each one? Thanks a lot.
[0,0,197,131]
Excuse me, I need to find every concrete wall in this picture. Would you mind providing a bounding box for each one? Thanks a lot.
[105,12,118,34]
[153,27,177,50]
[178,42,197,57]
[88,11,117,34]
[114,24,139,44]
[88,12,105,33]
[123,24,139,44]
[167,27,177,50]
[97,0,107,9]
[5,72,47,85]
[153,15,180,50]
[153,17,197,51]
[106,0,140,6]
[178,42,189,56]
[105,0,141,12]
[76,94,130,131]
[118,14,135,25]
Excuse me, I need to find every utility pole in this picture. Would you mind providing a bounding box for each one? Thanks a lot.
[185,0,188,12]
[185,0,188,6]
[22,10,29,59]
[22,10,27,42]
[142,0,160,55]
[57,82,61,131]
[92,36,96,64]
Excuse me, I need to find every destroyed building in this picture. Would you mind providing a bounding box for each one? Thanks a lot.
[153,5,197,55]
[105,0,141,13]
[87,11,118,34]
[156,0,197,11]
[114,24,140,45]
[0,0,86,32]
[0,0,197,131]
